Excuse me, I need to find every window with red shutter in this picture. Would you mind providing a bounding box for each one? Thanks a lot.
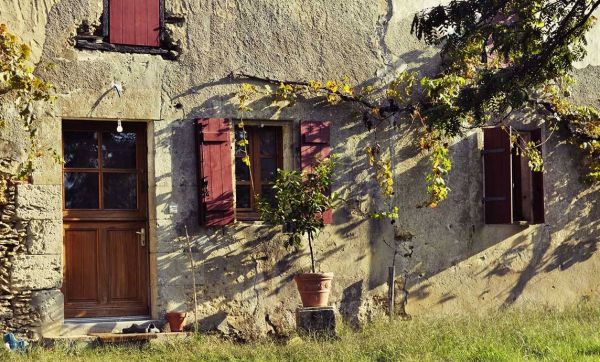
[234,125,283,221]
[196,118,234,227]
[483,127,545,225]
[108,0,161,47]
[300,121,333,225]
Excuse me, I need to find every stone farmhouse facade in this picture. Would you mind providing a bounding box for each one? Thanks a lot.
[0,0,598,339]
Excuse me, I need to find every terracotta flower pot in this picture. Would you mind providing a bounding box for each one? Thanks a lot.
[166,312,187,332]
[294,272,334,307]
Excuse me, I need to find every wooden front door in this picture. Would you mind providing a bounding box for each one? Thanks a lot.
[62,121,149,318]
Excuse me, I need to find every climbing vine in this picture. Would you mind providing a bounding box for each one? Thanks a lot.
[0,23,55,179]
[233,0,600,220]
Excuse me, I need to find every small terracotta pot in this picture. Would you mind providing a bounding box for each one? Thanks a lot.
[294,273,334,307]
[166,312,187,332]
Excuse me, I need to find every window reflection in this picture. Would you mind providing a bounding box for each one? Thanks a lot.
[64,172,99,209]
[102,132,136,169]
[63,131,98,168]
[103,173,137,209]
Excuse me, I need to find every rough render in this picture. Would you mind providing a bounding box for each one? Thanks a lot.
[0,0,598,338]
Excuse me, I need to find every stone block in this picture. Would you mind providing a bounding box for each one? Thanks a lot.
[11,255,61,291]
[25,219,62,255]
[296,307,336,337]
[15,184,61,220]
[31,289,64,337]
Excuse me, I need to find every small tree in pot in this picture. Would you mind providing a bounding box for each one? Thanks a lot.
[259,156,338,307]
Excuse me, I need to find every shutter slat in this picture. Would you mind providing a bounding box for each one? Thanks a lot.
[109,0,124,44]
[109,0,160,47]
[483,127,513,224]
[300,121,333,225]
[530,128,545,224]
[196,119,234,226]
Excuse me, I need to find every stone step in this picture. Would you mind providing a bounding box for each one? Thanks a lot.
[60,316,165,336]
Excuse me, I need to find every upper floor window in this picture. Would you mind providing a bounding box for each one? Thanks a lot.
[108,0,161,47]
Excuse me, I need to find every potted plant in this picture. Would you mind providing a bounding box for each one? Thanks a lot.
[259,156,338,307]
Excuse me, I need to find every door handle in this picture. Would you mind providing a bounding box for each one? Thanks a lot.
[136,228,146,247]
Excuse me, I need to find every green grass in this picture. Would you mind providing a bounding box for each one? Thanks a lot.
[5,305,600,361]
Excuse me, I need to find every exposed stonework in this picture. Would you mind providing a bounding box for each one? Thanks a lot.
[0,181,51,338]
[11,255,61,291]
[0,0,598,340]
[15,184,61,221]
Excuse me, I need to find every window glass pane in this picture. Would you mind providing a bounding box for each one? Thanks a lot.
[64,172,99,209]
[103,173,137,209]
[102,132,137,169]
[235,158,250,181]
[234,129,249,156]
[261,158,277,182]
[63,131,98,168]
[236,186,251,209]
[260,129,276,156]
[261,185,276,207]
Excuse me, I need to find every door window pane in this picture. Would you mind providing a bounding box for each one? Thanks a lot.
[235,158,251,181]
[63,131,98,168]
[64,172,99,209]
[103,173,137,209]
[102,132,137,169]
[261,185,276,207]
[260,129,276,156]
[236,186,251,209]
[261,158,277,182]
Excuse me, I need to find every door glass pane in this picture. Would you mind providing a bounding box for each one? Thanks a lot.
[102,132,137,169]
[63,131,98,168]
[103,173,137,209]
[260,129,276,156]
[64,172,99,209]
[235,158,250,181]
[261,158,277,182]
[261,185,276,207]
[236,186,251,209]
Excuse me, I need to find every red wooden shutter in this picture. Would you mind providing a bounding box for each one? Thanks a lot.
[530,128,545,224]
[196,118,234,226]
[109,0,160,47]
[300,121,332,224]
[483,127,513,224]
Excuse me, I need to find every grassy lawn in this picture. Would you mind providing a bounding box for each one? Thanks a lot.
[5,305,600,361]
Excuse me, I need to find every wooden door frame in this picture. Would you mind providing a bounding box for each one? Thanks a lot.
[61,119,153,318]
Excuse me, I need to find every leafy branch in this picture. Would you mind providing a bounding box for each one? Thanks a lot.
[0,23,55,179]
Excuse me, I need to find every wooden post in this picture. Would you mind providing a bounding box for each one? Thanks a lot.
[388,266,395,320]
[184,225,199,334]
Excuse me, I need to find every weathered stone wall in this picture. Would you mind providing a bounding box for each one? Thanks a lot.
[0,0,598,339]
[0,181,62,338]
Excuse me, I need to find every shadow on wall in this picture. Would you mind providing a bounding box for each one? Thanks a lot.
[150,50,599,333]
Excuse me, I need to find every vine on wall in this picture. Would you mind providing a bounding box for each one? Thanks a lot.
[233,1,600,221]
[0,23,55,180]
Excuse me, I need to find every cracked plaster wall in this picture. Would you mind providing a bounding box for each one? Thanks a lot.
[0,0,598,338]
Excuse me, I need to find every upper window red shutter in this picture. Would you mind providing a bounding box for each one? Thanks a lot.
[109,0,160,47]
[300,121,332,224]
[483,127,513,224]
[530,128,545,224]
[196,118,234,226]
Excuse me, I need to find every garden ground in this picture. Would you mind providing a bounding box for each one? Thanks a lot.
[5,305,600,361]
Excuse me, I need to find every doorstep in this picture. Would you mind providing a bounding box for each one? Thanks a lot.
[60,316,163,336]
